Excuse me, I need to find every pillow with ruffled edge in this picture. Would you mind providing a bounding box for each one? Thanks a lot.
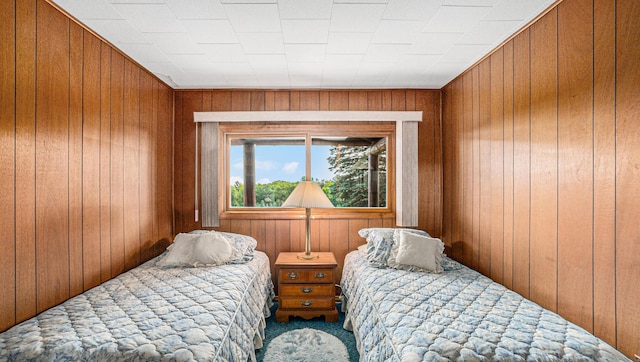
[189,230,257,263]
[156,233,198,267]
[393,229,444,273]
[191,233,234,266]
[359,228,430,268]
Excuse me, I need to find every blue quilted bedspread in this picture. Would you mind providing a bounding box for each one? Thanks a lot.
[0,251,274,362]
[341,250,629,361]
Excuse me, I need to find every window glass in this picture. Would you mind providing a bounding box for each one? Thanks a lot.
[226,131,389,209]
[229,137,305,207]
[312,137,387,207]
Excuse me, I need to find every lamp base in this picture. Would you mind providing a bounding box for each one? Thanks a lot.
[297,252,320,260]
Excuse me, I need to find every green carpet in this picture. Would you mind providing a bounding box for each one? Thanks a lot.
[256,302,359,362]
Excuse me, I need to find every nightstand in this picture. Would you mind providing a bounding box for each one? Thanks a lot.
[275,252,339,322]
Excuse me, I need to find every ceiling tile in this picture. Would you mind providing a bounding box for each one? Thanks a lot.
[115,43,169,63]
[143,33,203,54]
[224,4,281,32]
[408,32,463,54]
[143,62,182,76]
[326,33,372,54]
[485,0,554,21]
[108,0,163,3]
[237,33,284,54]
[170,73,229,88]
[166,54,214,72]
[220,0,276,3]
[382,0,444,20]
[364,44,411,63]
[288,62,324,76]
[164,0,227,20]
[371,20,422,44]
[182,20,238,43]
[247,55,288,72]
[54,0,555,89]
[81,19,150,44]
[210,62,255,76]
[112,4,185,32]
[324,54,364,67]
[458,20,522,44]
[200,44,248,62]
[443,0,499,5]
[422,5,492,33]
[278,0,333,19]
[398,54,442,68]
[285,44,326,63]
[330,4,387,33]
[53,0,123,20]
[440,43,492,63]
[282,20,330,44]
[334,0,388,3]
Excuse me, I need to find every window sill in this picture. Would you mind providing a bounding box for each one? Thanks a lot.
[219,209,395,220]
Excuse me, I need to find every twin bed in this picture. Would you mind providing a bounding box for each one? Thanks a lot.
[0,228,630,361]
[341,228,630,362]
[0,232,274,362]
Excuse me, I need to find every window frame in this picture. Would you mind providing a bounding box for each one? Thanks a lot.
[218,122,396,220]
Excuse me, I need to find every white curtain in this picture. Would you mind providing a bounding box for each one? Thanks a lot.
[201,122,219,227]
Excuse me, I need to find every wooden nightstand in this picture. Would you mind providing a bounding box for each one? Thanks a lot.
[275,252,339,322]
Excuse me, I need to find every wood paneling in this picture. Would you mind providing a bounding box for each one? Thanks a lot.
[100,43,112,283]
[615,1,640,357]
[489,49,504,284]
[442,0,638,357]
[15,0,37,324]
[557,0,593,329]
[123,60,141,271]
[592,0,616,347]
[36,0,71,312]
[478,59,491,277]
[512,30,531,299]
[0,0,173,332]
[110,52,126,277]
[529,7,558,312]
[174,89,442,283]
[83,31,102,290]
[69,21,84,297]
[0,0,17,332]
[502,39,515,290]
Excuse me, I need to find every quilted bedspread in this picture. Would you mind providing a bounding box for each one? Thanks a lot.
[341,250,630,362]
[0,251,274,362]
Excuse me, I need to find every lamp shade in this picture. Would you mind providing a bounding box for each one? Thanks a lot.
[282,181,334,209]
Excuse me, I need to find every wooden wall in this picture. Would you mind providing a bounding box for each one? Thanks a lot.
[441,0,639,358]
[0,0,174,332]
[174,89,442,283]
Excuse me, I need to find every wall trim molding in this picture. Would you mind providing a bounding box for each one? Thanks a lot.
[194,111,422,123]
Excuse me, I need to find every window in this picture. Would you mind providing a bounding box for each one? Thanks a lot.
[222,123,394,212]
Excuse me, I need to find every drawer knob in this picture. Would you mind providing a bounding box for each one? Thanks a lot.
[301,301,313,307]
[287,272,299,279]
[301,287,313,293]
[314,272,326,279]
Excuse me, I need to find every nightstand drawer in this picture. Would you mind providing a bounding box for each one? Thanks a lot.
[278,269,334,284]
[279,284,334,297]
[279,298,335,310]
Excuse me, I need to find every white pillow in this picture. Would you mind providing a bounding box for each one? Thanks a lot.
[394,230,444,273]
[191,233,234,266]
[156,233,197,267]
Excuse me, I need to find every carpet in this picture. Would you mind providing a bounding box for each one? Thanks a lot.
[263,328,349,362]
[255,302,358,362]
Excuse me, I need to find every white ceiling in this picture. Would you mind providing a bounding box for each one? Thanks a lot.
[51,0,555,89]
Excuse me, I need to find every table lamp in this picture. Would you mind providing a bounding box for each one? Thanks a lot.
[282,181,334,260]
